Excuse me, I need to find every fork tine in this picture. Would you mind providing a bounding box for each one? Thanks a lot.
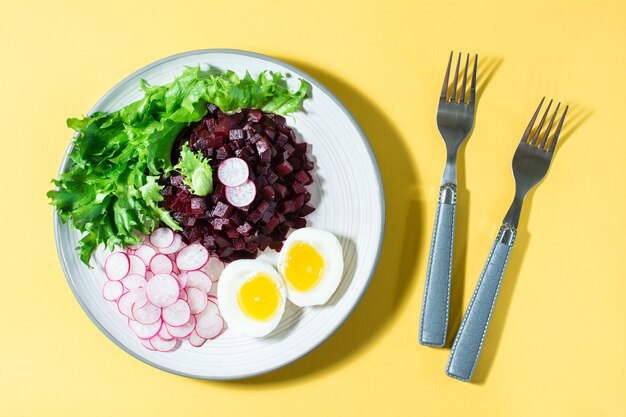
[529,99,553,146]
[538,102,561,150]
[468,54,478,104]
[548,105,569,153]
[521,97,545,143]
[460,54,469,104]
[440,52,453,100]
[451,53,461,102]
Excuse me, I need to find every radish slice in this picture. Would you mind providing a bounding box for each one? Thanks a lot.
[176,272,188,289]
[117,289,147,318]
[132,302,161,325]
[196,313,224,339]
[146,274,179,307]
[121,274,147,291]
[128,318,162,340]
[189,330,207,347]
[105,252,130,281]
[225,180,256,207]
[162,299,191,327]
[145,271,154,281]
[149,228,175,248]
[135,245,157,266]
[179,288,188,301]
[208,284,218,297]
[176,244,209,271]
[218,157,249,187]
[150,336,178,352]
[186,287,208,314]
[184,270,212,293]
[140,338,156,350]
[159,234,183,255]
[128,254,147,276]
[149,254,174,275]
[198,298,220,317]
[166,315,196,338]
[202,257,224,282]
[102,280,124,301]
[158,325,175,341]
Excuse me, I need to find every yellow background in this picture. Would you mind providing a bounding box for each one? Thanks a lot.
[1,0,625,416]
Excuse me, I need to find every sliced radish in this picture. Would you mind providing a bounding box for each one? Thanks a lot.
[179,288,188,301]
[102,280,124,301]
[189,330,207,347]
[176,244,209,271]
[186,287,208,314]
[105,252,130,281]
[149,335,178,352]
[121,274,147,291]
[140,338,156,350]
[159,234,183,255]
[150,228,175,248]
[176,272,188,289]
[166,315,196,338]
[158,325,175,341]
[145,271,154,281]
[225,179,256,207]
[135,245,157,266]
[208,284,218,297]
[198,298,220,317]
[162,299,191,327]
[184,270,212,293]
[128,318,162,340]
[117,289,147,318]
[149,254,174,275]
[128,254,147,276]
[132,302,161,325]
[202,257,224,282]
[218,157,249,187]
[196,313,224,339]
[146,274,179,307]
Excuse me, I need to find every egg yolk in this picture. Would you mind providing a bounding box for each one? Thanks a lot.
[283,242,325,292]
[237,273,280,321]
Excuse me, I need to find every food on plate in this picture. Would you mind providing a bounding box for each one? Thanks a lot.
[217,260,286,337]
[48,67,308,264]
[277,228,344,307]
[161,104,316,263]
[101,227,226,350]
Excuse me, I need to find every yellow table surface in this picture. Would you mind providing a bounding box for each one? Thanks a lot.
[1,0,625,416]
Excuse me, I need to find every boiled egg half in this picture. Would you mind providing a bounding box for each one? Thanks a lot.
[277,228,344,307]
[217,260,286,337]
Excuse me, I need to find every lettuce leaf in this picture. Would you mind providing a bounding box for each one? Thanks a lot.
[174,144,213,196]
[48,67,309,265]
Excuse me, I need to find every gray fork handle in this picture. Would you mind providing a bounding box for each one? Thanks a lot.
[446,225,516,382]
[419,184,457,347]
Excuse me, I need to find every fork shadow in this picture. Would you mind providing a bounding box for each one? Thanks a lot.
[471,103,591,384]
[217,59,422,385]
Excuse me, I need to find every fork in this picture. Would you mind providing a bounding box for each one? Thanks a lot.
[419,52,477,347]
[446,98,568,382]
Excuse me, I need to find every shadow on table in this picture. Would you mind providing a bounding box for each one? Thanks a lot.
[471,103,592,384]
[217,58,422,385]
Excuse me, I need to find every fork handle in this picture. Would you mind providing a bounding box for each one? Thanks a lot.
[419,184,457,347]
[446,224,517,382]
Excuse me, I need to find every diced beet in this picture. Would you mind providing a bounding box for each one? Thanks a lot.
[263,127,276,140]
[170,175,184,188]
[299,204,316,216]
[210,218,230,231]
[183,216,197,227]
[189,198,207,216]
[236,222,253,236]
[273,183,288,200]
[268,241,283,251]
[226,229,240,239]
[261,185,276,200]
[264,214,280,233]
[303,192,312,203]
[282,143,295,158]
[294,170,313,185]
[206,103,219,115]
[270,114,286,126]
[275,133,289,148]
[275,161,293,176]
[262,201,276,224]
[214,235,230,249]
[247,109,262,123]
[292,217,307,229]
[232,238,245,250]
[266,171,279,185]
[212,201,233,218]
[215,145,232,160]
[160,185,174,196]
[202,234,216,249]
[294,142,308,154]
[229,129,245,140]
[290,182,308,195]
[248,209,263,224]
[288,157,301,170]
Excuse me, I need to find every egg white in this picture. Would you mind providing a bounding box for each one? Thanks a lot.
[217,259,286,338]
[277,228,344,307]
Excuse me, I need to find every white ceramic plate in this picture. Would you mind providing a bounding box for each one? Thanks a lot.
[54,49,385,379]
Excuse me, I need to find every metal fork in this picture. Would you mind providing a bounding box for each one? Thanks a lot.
[446,98,568,381]
[419,52,477,347]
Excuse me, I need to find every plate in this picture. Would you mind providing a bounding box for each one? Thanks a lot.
[54,49,385,379]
